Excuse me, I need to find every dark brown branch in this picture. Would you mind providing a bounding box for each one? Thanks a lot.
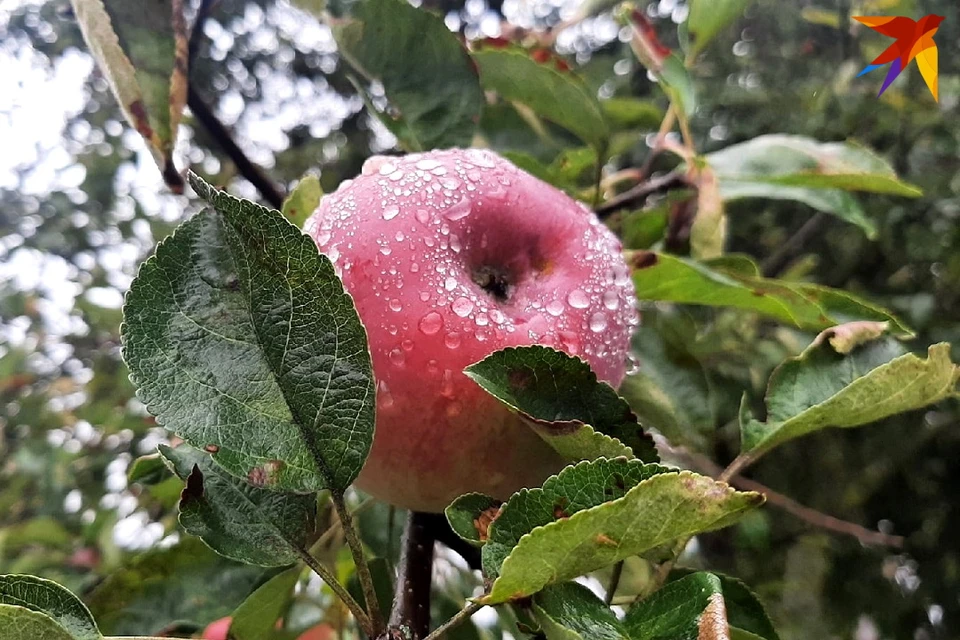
[424,512,482,571]
[595,171,688,219]
[760,212,828,278]
[386,511,436,640]
[186,0,286,209]
[662,440,905,548]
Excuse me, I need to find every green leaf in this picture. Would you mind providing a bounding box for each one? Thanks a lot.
[625,572,779,640]
[659,54,697,117]
[158,444,317,567]
[505,148,599,194]
[706,135,922,239]
[127,451,170,485]
[465,346,658,463]
[332,0,483,150]
[0,604,74,640]
[619,309,715,451]
[282,175,323,229]
[122,173,375,494]
[600,98,664,131]
[444,493,503,546]
[229,566,301,640]
[689,164,726,259]
[532,582,627,640]
[687,0,752,56]
[86,538,267,635]
[0,575,101,640]
[740,334,960,458]
[480,459,762,602]
[473,47,610,151]
[69,0,187,191]
[629,251,913,336]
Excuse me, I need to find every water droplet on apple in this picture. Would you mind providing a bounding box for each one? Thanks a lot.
[443,198,471,221]
[427,360,439,374]
[379,162,397,176]
[589,312,608,333]
[444,331,461,349]
[416,158,441,171]
[546,300,564,316]
[602,289,620,310]
[383,206,400,220]
[475,313,489,327]
[489,309,506,325]
[452,297,474,317]
[415,209,430,225]
[395,231,405,241]
[419,291,430,302]
[567,289,589,309]
[440,177,461,190]
[467,149,497,168]
[326,246,340,262]
[389,348,405,367]
[558,330,581,354]
[389,299,402,312]
[410,263,420,273]
[444,277,457,292]
[401,339,414,352]
[378,380,394,409]
[418,311,444,335]
[440,370,455,397]
[389,170,404,181]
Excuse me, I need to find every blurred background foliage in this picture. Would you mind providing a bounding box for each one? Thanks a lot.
[0,0,958,638]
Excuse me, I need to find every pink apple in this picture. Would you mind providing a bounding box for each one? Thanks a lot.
[201,617,232,640]
[305,149,638,512]
[296,623,335,640]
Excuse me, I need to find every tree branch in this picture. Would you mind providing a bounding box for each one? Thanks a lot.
[186,0,286,209]
[386,511,437,639]
[663,440,904,548]
[423,512,482,571]
[760,212,828,278]
[594,171,688,219]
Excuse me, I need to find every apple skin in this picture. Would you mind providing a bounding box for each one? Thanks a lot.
[201,617,232,640]
[296,623,335,640]
[305,149,638,512]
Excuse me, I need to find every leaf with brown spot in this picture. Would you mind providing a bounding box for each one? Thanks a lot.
[466,346,658,463]
[282,175,323,229]
[69,0,188,191]
[445,493,503,547]
[159,443,317,567]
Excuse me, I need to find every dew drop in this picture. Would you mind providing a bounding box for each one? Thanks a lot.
[378,162,397,175]
[444,276,457,292]
[419,291,430,302]
[602,290,620,311]
[558,330,581,354]
[489,309,506,325]
[443,198,472,221]
[401,339,414,352]
[418,311,444,335]
[452,297,474,317]
[315,230,331,246]
[546,300,565,317]
[389,299,403,312]
[389,170,405,181]
[383,205,400,220]
[567,289,590,309]
[410,263,420,273]
[395,231,405,241]
[467,149,497,168]
[389,348,406,367]
[475,313,489,327]
[326,246,340,263]
[415,158,441,171]
[440,177,462,190]
[415,209,430,225]
[440,370,455,397]
[427,360,439,374]
[589,312,608,333]
[444,331,461,349]
[378,380,394,409]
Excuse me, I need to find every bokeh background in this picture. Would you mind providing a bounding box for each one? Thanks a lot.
[1,0,958,638]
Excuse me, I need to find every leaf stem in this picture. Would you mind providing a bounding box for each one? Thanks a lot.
[333,492,385,635]
[422,601,485,640]
[718,453,755,484]
[295,545,374,637]
[605,560,624,605]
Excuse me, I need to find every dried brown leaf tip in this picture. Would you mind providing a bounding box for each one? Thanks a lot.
[474,505,503,542]
[698,593,730,640]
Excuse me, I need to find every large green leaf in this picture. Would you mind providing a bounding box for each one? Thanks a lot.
[480,460,762,602]
[624,571,779,640]
[705,135,922,238]
[686,0,752,56]
[69,0,187,190]
[0,575,101,640]
[740,331,960,458]
[86,538,267,635]
[332,0,482,150]
[0,604,75,640]
[630,251,913,336]
[465,346,658,463]
[122,173,375,494]
[532,582,627,640]
[473,47,610,151]
[158,444,317,567]
[229,566,302,640]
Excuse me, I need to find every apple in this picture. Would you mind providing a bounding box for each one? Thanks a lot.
[305,149,638,512]
[201,617,232,640]
[296,623,335,640]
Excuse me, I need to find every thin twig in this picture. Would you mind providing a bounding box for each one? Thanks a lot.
[605,561,624,605]
[422,602,485,640]
[295,546,374,637]
[664,440,905,548]
[333,493,386,636]
[760,212,828,278]
[388,512,437,639]
[594,170,688,219]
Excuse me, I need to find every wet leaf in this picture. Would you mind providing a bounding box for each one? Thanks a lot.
[333,0,483,150]
[532,582,626,640]
[122,173,375,494]
[480,459,761,602]
[629,251,913,336]
[741,335,960,458]
[465,346,658,463]
[473,47,610,152]
[686,0,752,57]
[0,575,101,640]
[282,175,323,229]
[159,444,317,567]
[127,451,170,486]
[229,566,301,640]
[445,493,503,546]
[0,604,74,640]
[69,0,187,191]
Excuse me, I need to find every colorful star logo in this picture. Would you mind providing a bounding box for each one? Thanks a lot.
[854,14,943,102]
